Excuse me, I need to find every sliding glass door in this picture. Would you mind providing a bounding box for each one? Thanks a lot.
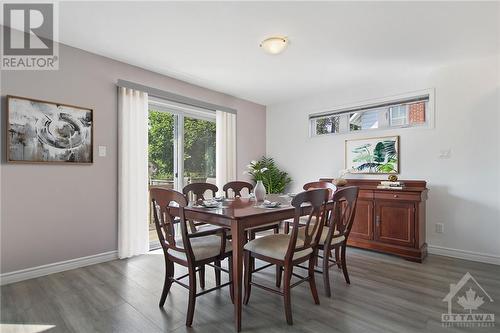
[183,116,216,188]
[148,110,175,189]
[148,100,216,249]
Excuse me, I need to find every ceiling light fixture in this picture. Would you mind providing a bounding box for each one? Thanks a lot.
[260,36,288,55]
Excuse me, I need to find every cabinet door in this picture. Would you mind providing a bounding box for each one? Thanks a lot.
[374,200,415,247]
[349,199,374,240]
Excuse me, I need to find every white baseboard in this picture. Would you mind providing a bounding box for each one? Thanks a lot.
[428,245,500,266]
[0,250,118,286]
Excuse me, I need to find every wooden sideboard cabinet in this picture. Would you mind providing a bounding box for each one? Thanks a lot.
[320,178,428,262]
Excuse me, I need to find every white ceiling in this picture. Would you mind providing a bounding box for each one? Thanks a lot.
[53,2,500,105]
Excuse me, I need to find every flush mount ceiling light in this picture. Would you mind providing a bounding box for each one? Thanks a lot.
[260,36,288,55]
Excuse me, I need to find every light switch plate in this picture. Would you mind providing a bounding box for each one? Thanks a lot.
[439,149,451,159]
[435,223,444,233]
[98,146,107,157]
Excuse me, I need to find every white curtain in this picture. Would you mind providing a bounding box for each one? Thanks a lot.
[118,87,149,259]
[216,111,237,193]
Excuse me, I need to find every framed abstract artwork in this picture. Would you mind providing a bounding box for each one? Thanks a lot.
[345,135,399,174]
[6,95,93,164]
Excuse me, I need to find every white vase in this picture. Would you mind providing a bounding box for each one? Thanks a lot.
[254,180,266,202]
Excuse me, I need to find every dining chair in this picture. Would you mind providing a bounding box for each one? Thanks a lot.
[224,180,281,240]
[297,186,359,297]
[183,182,218,201]
[223,181,253,198]
[243,188,329,325]
[150,187,233,326]
[182,182,227,289]
[283,181,336,235]
[303,181,337,198]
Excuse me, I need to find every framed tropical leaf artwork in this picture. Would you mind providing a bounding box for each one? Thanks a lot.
[345,136,399,174]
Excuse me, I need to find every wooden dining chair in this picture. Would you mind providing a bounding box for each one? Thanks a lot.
[183,182,219,202]
[283,181,336,235]
[223,181,253,198]
[303,181,337,198]
[150,187,233,327]
[297,186,359,297]
[243,188,329,325]
[182,182,221,232]
[182,182,226,289]
[224,181,281,240]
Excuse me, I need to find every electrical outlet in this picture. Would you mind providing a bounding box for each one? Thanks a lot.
[435,223,444,233]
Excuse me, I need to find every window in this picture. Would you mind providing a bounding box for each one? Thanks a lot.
[309,90,432,136]
[148,100,216,190]
[314,115,340,134]
[183,116,216,188]
[148,98,216,249]
[389,105,408,127]
[350,109,381,131]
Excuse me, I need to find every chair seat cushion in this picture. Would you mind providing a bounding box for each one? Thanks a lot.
[297,227,344,245]
[244,234,312,261]
[168,235,231,261]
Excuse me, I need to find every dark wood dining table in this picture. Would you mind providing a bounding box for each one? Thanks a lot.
[182,194,312,331]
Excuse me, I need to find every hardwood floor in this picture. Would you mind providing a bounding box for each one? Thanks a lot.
[1,248,499,333]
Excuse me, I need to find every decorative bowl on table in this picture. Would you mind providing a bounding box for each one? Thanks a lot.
[333,178,347,187]
[262,200,281,208]
[202,200,222,208]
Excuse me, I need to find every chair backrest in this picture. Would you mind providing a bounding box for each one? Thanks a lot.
[223,181,254,198]
[303,181,337,200]
[182,182,219,201]
[150,187,192,259]
[324,186,359,246]
[286,188,330,262]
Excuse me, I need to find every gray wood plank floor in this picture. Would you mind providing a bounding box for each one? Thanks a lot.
[1,248,499,333]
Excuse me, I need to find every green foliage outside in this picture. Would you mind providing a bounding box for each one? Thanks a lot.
[148,110,216,181]
[247,157,292,194]
[148,111,174,180]
[316,116,339,134]
[184,116,216,179]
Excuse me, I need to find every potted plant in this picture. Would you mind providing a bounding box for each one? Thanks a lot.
[246,157,292,195]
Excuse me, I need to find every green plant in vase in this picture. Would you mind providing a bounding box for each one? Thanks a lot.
[246,157,292,194]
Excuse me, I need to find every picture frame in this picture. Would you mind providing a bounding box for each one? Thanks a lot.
[6,95,94,164]
[345,135,400,174]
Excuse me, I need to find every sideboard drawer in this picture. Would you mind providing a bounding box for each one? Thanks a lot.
[358,190,374,199]
[374,192,420,202]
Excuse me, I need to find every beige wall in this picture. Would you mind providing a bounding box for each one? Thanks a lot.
[0,43,266,273]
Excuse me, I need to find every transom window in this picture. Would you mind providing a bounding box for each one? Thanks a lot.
[309,90,433,137]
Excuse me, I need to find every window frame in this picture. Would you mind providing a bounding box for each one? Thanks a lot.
[309,89,435,137]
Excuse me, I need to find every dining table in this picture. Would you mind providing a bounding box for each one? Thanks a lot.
[181,194,315,332]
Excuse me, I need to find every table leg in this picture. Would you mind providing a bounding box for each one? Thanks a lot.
[231,220,244,331]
